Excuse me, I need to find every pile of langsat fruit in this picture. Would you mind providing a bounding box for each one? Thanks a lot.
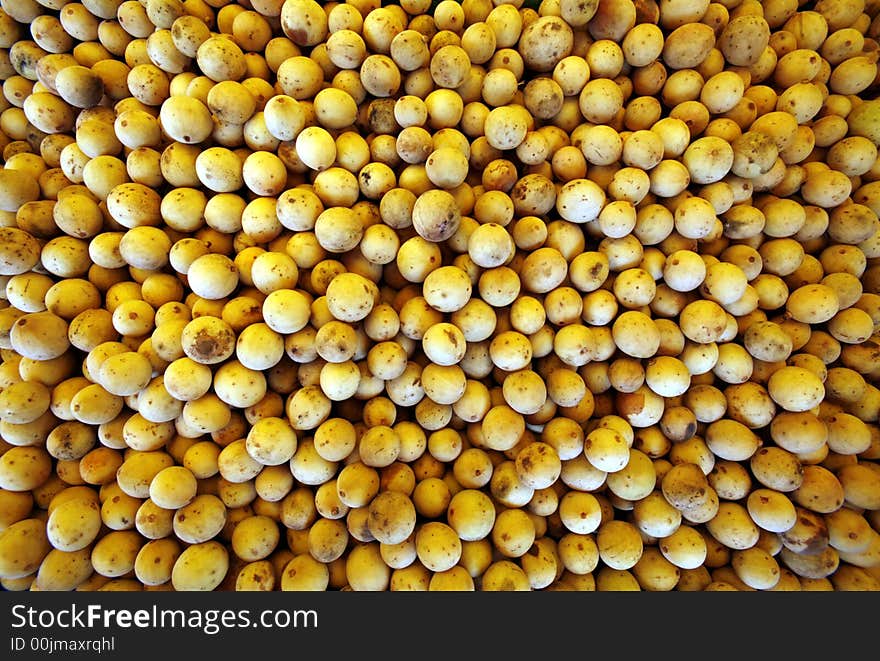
[0,0,879,592]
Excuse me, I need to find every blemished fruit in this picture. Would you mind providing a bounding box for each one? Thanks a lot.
[0,0,877,594]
